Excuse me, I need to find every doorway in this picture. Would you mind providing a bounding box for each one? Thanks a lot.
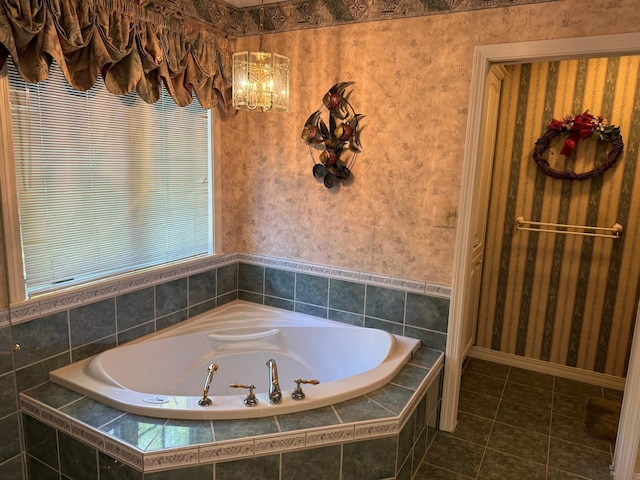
[443,32,640,480]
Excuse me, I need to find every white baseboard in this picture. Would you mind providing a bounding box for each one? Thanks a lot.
[468,346,626,391]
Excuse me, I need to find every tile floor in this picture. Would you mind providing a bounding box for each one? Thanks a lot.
[415,358,622,480]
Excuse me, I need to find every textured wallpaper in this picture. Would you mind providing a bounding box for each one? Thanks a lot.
[0,0,637,310]
[218,0,640,286]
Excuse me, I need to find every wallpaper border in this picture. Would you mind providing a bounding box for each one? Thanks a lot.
[179,0,561,37]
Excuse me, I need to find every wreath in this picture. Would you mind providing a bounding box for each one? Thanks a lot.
[533,111,624,181]
[301,82,364,189]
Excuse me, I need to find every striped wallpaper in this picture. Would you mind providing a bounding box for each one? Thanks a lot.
[476,56,640,378]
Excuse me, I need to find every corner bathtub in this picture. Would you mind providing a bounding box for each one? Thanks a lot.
[50,301,421,420]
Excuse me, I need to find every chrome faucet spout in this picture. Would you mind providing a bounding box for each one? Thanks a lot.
[266,358,282,404]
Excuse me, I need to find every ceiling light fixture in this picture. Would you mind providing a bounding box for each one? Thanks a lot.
[232,0,290,112]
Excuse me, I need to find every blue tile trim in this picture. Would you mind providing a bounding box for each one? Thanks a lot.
[116,287,154,331]
[328,279,366,315]
[238,263,264,293]
[265,268,295,300]
[366,285,406,323]
[295,273,329,307]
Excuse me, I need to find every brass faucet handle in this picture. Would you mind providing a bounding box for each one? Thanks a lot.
[229,383,255,390]
[291,378,320,401]
[294,378,320,386]
[229,383,259,407]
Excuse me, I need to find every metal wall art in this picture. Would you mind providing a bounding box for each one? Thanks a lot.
[301,82,364,189]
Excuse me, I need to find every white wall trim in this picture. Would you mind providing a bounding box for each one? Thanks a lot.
[469,346,625,391]
[468,33,640,64]
[0,64,27,303]
[440,43,491,433]
[211,107,223,255]
[612,301,640,480]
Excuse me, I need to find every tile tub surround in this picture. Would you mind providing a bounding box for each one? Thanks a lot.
[0,253,450,478]
[20,347,444,479]
[236,259,450,353]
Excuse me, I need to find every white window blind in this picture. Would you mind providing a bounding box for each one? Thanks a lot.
[6,59,212,296]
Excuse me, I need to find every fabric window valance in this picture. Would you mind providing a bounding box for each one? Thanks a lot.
[0,0,232,110]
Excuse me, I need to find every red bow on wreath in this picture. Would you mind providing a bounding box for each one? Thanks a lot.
[534,111,624,181]
[548,111,607,156]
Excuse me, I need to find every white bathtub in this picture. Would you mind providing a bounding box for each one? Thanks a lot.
[50,301,421,420]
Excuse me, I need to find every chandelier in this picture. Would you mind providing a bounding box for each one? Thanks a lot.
[232,0,290,112]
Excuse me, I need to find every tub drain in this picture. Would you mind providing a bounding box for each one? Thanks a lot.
[143,396,170,404]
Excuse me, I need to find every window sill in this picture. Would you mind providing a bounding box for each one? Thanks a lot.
[7,252,235,325]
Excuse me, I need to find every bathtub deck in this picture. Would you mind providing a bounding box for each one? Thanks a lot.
[20,347,443,474]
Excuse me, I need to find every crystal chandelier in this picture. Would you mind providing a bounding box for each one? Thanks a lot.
[232,0,290,112]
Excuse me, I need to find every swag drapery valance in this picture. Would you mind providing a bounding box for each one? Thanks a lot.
[0,0,232,110]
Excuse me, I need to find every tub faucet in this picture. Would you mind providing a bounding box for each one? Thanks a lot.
[266,358,282,404]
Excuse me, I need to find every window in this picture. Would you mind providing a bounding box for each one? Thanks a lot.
[1,58,214,298]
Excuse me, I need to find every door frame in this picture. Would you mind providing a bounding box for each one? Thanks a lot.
[442,32,640,479]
